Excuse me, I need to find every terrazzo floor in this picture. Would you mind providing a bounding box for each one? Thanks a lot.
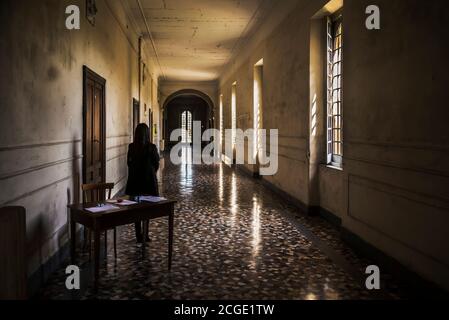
[37,153,411,300]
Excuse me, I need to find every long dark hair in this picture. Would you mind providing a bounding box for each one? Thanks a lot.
[134,123,150,149]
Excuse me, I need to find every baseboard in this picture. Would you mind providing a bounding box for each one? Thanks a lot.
[257,176,310,214]
[28,228,85,298]
[235,164,260,179]
[341,227,449,298]
[319,207,342,229]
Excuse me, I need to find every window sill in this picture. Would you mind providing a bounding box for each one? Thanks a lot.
[326,164,343,171]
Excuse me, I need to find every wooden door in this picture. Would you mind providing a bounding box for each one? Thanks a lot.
[133,98,140,135]
[83,66,106,185]
[149,109,154,143]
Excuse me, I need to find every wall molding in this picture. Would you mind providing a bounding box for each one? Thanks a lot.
[347,174,449,270]
[234,140,307,152]
[274,152,307,164]
[267,144,307,151]
[2,176,72,206]
[106,143,129,151]
[345,156,449,178]
[107,153,127,163]
[348,174,449,210]
[347,140,449,152]
[277,135,308,139]
[107,134,130,139]
[0,139,81,152]
[0,156,83,181]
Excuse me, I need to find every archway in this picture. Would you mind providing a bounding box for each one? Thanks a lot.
[163,89,214,150]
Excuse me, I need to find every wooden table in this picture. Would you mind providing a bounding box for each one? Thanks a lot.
[68,197,176,290]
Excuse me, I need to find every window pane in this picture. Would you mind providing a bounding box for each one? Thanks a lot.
[327,16,343,163]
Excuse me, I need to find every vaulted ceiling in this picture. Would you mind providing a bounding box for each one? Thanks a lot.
[126,0,270,81]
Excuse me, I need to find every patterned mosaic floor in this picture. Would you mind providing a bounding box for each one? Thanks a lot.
[37,153,410,300]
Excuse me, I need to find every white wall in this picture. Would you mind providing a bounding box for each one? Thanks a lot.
[0,0,162,278]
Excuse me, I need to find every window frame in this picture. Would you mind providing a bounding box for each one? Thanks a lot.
[231,83,237,149]
[181,110,193,144]
[326,11,343,168]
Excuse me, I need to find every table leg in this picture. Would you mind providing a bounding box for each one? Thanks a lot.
[94,231,100,291]
[142,220,148,258]
[113,228,117,259]
[104,230,108,256]
[168,212,174,270]
[70,214,76,264]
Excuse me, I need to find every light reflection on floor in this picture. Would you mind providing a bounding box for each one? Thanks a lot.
[38,149,407,300]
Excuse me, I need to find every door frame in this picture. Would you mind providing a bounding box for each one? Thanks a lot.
[82,66,107,185]
[132,98,140,135]
[148,108,154,143]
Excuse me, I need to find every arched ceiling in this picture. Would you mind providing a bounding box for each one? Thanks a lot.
[163,89,214,111]
[125,0,272,82]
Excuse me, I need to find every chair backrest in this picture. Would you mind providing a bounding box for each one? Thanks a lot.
[0,206,27,299]
[82,183,115,203]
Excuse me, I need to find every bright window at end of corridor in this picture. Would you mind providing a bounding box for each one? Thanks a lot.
[181,110,193,144]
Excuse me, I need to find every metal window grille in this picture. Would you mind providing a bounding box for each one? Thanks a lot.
[327,15,343,166]
[181,110,192,143]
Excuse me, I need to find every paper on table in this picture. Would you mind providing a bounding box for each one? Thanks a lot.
[115,200,137,206]
[106,199,138,206]
[85,204,120,213]
[139,196,167,203]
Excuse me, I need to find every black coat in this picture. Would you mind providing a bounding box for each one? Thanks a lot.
[125,143,160,196]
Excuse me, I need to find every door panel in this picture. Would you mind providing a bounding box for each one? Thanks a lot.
[83,67,106,186]
[93,85,102,181]
[85,80,94,182]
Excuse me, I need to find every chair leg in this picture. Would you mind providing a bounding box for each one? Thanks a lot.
[113,227,117,259]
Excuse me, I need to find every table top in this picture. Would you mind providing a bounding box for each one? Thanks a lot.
[68,196,176,215]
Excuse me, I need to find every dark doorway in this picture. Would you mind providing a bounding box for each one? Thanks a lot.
[164,95,211,149]
[149,108,154,143]
[133,98,140,135]
[83,66,106,185]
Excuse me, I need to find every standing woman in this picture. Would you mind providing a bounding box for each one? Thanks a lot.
[126,123,160,243]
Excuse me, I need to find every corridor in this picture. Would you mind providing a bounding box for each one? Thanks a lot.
[39,154,403,300]
[1,0,449,302]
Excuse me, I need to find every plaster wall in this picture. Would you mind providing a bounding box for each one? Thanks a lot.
[218,0,449,290]
[0,0,161,278]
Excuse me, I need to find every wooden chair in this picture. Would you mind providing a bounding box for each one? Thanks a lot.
[82,183,117,259]
[0,207,27,299]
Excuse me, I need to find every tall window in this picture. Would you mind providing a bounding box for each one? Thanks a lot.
[219,95,224,148]
[181,110,192,143]
[231,83,237,149]
[253,60,263,162]
[326,14,343,167]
